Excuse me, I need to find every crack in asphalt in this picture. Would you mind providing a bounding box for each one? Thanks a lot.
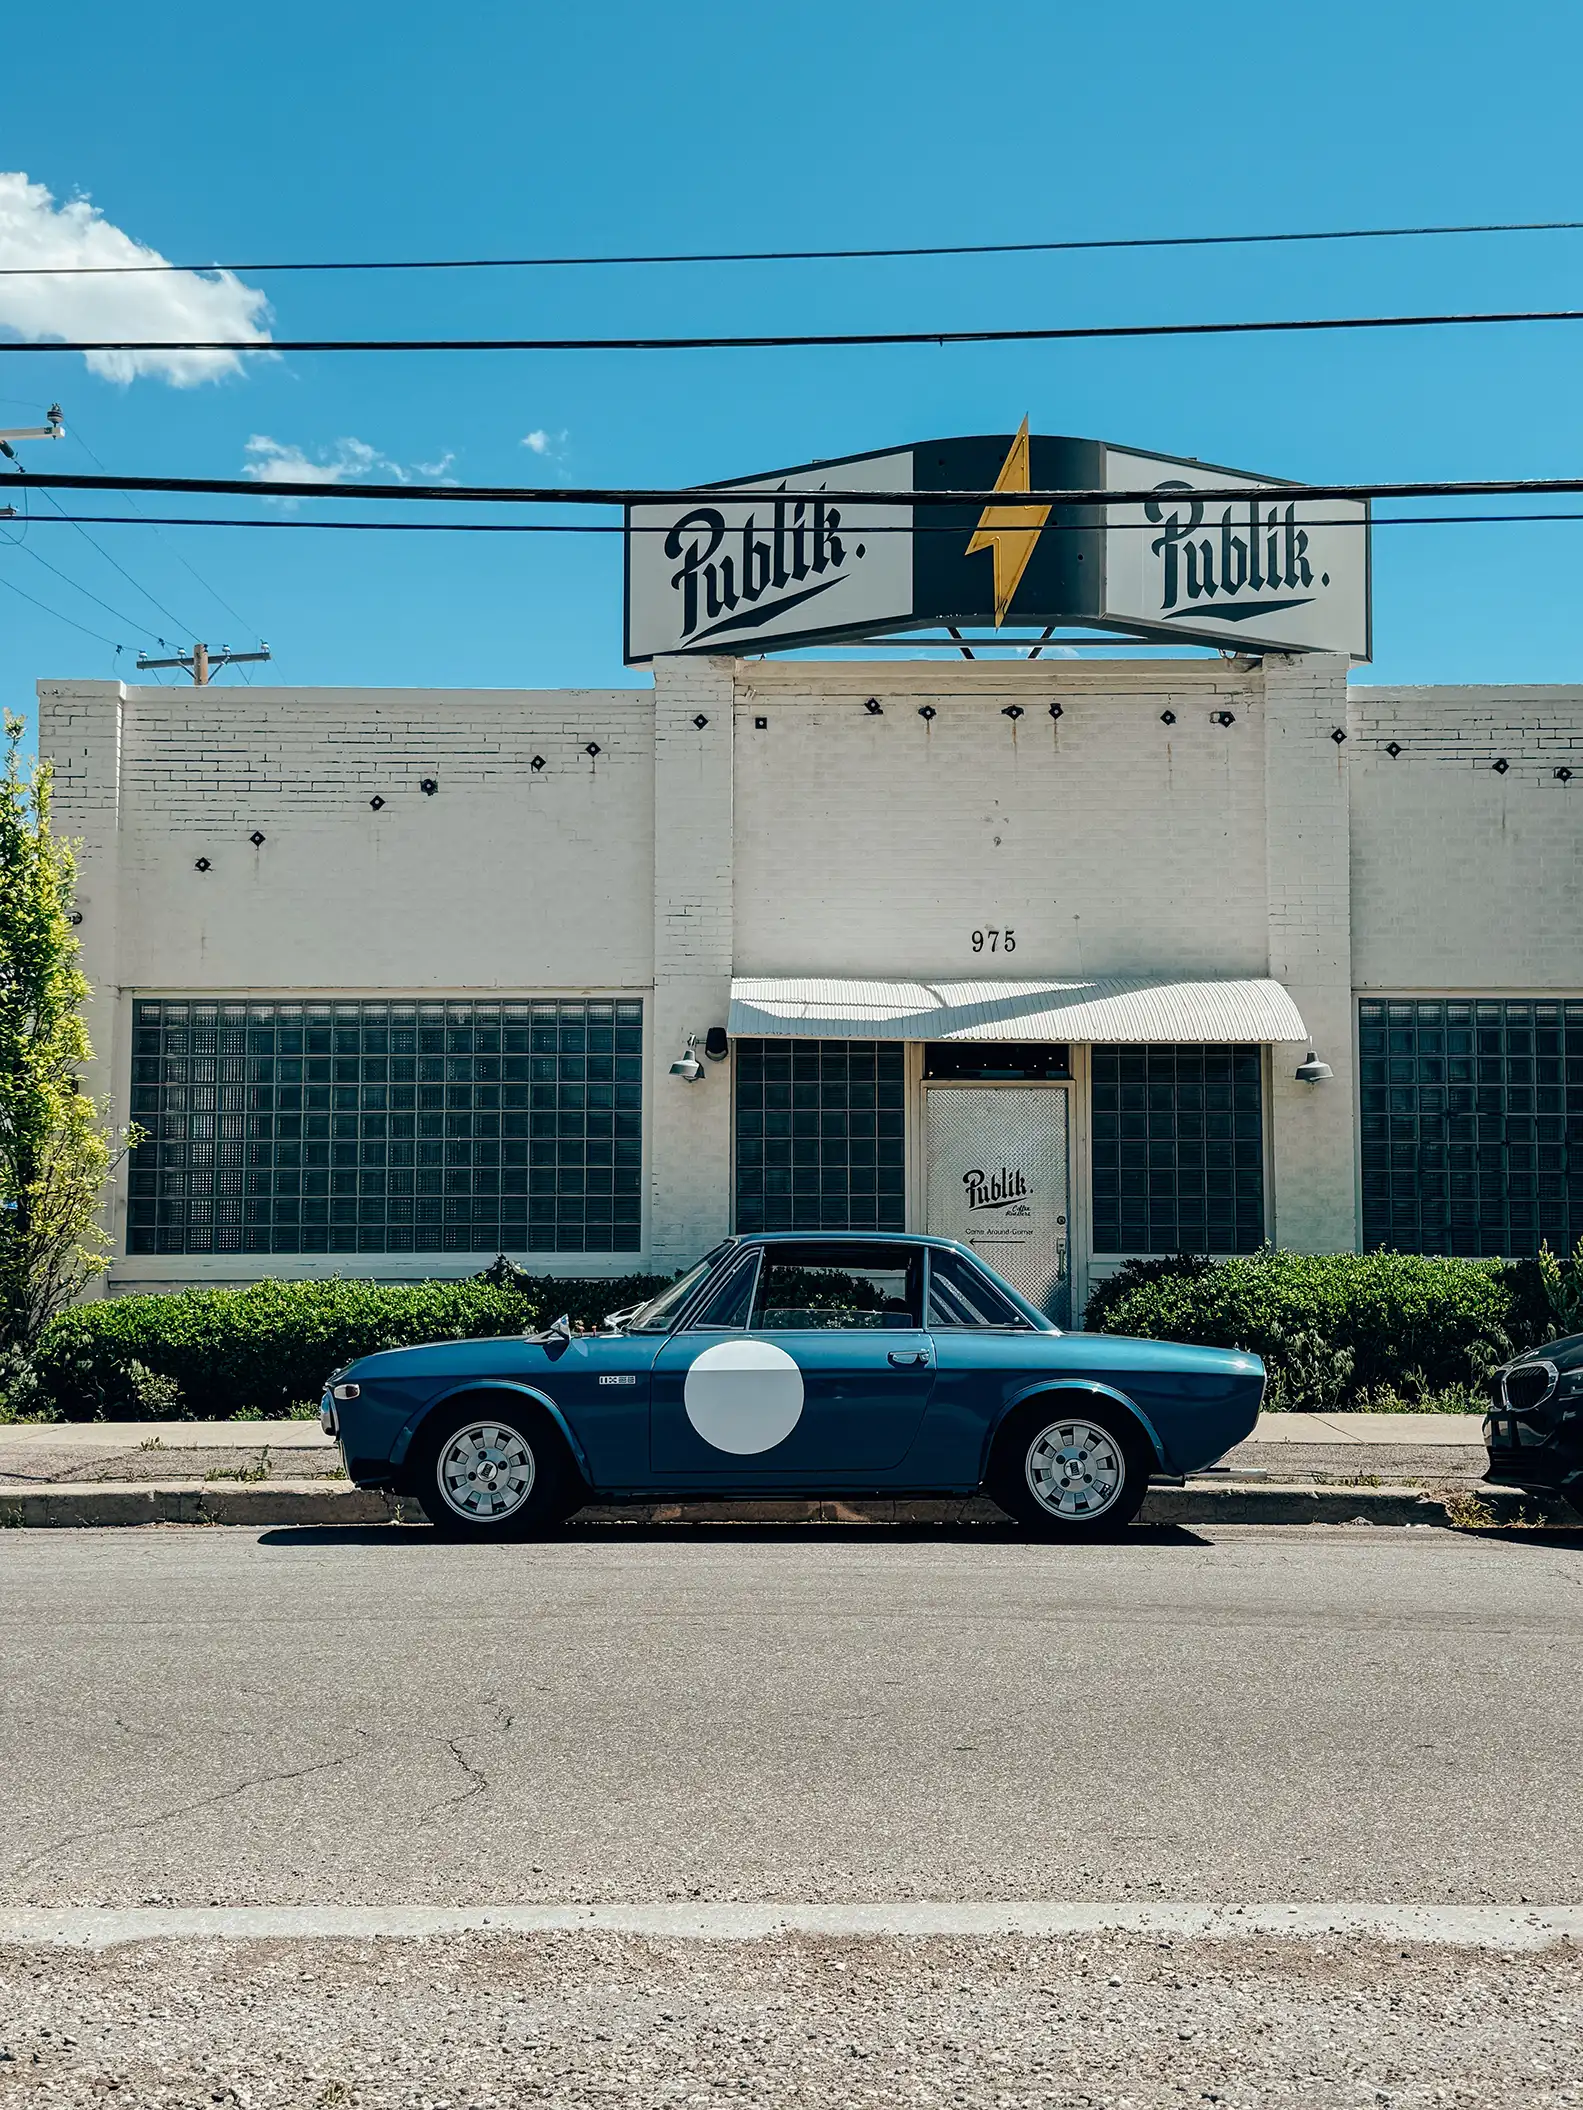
[424,1739,488,1820]
[6,1735,372,1880]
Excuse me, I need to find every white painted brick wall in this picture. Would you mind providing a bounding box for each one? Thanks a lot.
[1349,684,1583,991]
[42,659,1583,1292]
[733,660,1268,978]
[650,658,735,1271]
[45,683,655,992]
[1262,654,1358,1253]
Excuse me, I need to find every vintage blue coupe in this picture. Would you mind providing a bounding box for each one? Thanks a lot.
[321,1233,1265,1537]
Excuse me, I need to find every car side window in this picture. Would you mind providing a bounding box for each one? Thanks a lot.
[688,1253,760,1331]
[926,1248,1035,1329]
[751,1242,922,1330]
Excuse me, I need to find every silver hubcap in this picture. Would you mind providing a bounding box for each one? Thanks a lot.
[437,1421,536,1521]
[1026,1417,1125,1520]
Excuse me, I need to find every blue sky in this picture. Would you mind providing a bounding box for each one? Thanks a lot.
[3,0,1581,716]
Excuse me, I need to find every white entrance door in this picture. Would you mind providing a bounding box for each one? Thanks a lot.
[924,1086,1072,1324]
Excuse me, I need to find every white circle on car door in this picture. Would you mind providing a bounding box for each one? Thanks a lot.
[684,1339,805,1455]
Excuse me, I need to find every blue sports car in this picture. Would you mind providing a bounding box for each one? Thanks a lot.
[322,1233,1265,1538]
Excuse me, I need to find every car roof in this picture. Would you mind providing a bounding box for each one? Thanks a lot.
[731,1231,972,1253]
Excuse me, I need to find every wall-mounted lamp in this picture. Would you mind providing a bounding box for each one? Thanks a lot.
[669,1035,704,1083]
[1294,1052,1334,1084]
[704,1026,729,1062]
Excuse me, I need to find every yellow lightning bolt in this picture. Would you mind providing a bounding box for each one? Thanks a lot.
[965,417,1051,626]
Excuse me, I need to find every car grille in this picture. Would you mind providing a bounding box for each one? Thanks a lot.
[1503,1362,1558,1412]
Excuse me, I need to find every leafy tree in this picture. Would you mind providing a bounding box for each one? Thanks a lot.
[1538,1234,1583,1339]
[0,711,133,1352]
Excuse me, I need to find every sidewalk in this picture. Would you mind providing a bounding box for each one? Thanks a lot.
[0,1411,1540,1530]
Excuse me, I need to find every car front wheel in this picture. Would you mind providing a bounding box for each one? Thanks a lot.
[989,1404,1151,1537]
[411,1403,578,1538]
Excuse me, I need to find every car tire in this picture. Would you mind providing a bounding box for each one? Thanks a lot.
[987,1399,1152,1538]
[409,1398,582,1539]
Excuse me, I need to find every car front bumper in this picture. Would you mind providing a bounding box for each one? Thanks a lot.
[1483,1408,1583,1499]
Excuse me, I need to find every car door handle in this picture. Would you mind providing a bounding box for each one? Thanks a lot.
[888,1349,929,1367]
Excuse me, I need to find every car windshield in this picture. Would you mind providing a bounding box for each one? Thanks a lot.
[622,1244,735,1331]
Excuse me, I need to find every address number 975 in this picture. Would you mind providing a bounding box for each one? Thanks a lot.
[971,929,1016,954]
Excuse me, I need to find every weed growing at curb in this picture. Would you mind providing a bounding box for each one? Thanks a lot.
[204,1447,272,1486]
[1443,1490,1497,1530]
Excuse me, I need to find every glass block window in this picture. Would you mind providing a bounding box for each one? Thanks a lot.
[1359,997,1583,1256]
[1090,1045,1266,1254]
[734,1039,905,1233]
[127,998,643,1257]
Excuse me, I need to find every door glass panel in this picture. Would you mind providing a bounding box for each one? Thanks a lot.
[925,1087,1071,1324]
[689,1254,760,1331]
[926,1247,1034,1328]
[751,1241,923,1330]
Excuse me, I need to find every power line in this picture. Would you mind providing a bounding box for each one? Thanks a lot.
[1,530,161,634]
[14,508,1583,535]
[4,216,1583,276]
[29,485,194,637]
[0,564,128,647]
[12,303,1583,359]
[17,469,1583,508]
[67,420,259,637]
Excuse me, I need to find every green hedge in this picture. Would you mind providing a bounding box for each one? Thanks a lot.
[1084,1248,1551,1411]
[28,1266,669,1421]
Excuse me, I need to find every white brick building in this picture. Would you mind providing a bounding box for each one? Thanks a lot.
[39,652,1583,1322]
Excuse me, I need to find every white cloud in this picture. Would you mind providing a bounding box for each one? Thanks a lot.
[244,435,458,496]
[521,428,568,456]
[0,171,271,386]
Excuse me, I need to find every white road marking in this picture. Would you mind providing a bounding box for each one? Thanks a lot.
[2,1903,1581,1950]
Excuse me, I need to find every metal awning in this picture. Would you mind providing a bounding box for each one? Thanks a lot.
[727,975,1309,1045]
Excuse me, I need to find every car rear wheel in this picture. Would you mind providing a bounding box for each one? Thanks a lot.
[411,1401,580,1538]
[988,1403,1151,1537]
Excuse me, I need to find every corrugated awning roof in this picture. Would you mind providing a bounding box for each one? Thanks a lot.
[728,976,1309,1045]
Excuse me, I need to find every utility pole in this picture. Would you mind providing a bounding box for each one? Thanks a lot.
[134,642,272,684]
[0,405,64,515]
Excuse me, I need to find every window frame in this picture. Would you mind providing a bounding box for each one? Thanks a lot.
[746,1239,926,1333]
[681,1248,764,1334]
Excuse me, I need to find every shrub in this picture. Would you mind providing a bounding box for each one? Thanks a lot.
[32,1264,670,1421]
[1084,1247,1550,1410]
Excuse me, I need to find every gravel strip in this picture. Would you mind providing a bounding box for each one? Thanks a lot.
[1,1929,1581,2106]
[0,1446,346,1488]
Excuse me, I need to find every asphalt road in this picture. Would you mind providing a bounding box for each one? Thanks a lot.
[3,1523,1583,1910]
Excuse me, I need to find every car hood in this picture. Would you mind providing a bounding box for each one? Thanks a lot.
[1498,1329,1583,1375]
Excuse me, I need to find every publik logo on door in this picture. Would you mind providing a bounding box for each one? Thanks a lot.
[963,1166,1030,1212]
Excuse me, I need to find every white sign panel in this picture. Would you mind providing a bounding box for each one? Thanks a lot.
[625,451,914,661]
[1103,448,1370,659]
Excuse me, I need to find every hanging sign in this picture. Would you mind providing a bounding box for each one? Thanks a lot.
[623,429,1370,662]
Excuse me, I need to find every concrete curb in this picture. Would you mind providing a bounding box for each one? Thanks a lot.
[0,1477,1543,1530]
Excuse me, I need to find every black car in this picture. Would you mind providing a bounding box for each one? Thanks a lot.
[1484,1332,1583,1507]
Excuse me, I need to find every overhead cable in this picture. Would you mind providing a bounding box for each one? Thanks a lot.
[0,565,127,647]
[2,217,1582,276]
[12,304,1583,357]
[19,510,1583,534]
[16,469,1583,507]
